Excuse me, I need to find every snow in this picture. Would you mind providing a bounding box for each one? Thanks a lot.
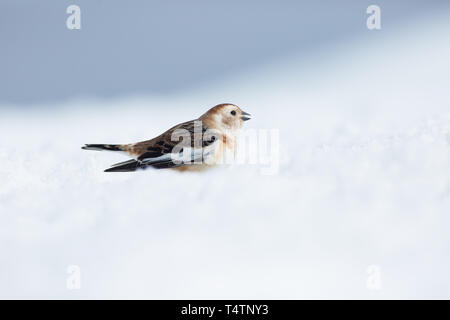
[1,15,450,299]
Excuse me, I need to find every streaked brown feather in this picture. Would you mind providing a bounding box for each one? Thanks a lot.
[88,103,244,172]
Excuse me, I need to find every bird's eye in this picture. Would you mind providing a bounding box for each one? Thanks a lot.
[230,110,236,116]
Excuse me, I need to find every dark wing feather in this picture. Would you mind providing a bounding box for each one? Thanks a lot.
[104,160,141,172]
[104,120,220,172]
[104,156,183,172]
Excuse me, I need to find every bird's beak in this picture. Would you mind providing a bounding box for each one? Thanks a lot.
[241,111,251,121]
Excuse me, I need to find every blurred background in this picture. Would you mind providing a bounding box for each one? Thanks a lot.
[2,1,450,299]
[1,0,448,106]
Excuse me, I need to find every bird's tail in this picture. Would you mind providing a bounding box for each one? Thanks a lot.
[81,144,124,152]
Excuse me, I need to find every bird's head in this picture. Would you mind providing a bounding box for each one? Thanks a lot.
[201,103,251,130]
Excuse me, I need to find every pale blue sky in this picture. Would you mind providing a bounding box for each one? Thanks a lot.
[0,0,448,105]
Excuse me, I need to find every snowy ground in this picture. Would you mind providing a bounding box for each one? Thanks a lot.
[1,14,450,299]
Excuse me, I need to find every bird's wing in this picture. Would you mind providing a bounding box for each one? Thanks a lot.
[104,120,221,172]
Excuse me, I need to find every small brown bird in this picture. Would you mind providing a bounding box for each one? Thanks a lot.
[82,103,251,172]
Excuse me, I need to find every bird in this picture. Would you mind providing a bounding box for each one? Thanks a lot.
[82,103,251,172]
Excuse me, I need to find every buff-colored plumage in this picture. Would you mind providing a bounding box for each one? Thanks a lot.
[82,103,251,172]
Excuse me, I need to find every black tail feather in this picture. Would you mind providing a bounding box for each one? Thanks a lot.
[82,144,123,151]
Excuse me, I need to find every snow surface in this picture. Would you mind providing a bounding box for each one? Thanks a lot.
[1,14,450,299]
